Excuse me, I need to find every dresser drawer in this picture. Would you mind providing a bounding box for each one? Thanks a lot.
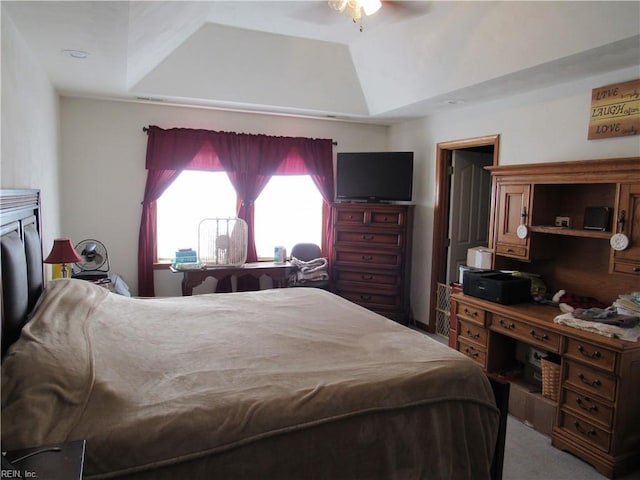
[332,268,402,288]
[565,338,617,373]
[333,207,406,227]
[455,303,486,327]
[491,315,561,353]
[335,208,366,225]
[457,338,487,368]
[610,261,640,275]
[369,208,405,227]
[334,228,403,248]
[335,286,401,309]
[496,243,528,258]
[564,361,617,402]
[558,409,611,453]
[457,320,488,347]
[334,248,403,269]
[561,388,613,428]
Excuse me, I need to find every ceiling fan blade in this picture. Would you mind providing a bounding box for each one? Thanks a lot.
[383,1,431,17]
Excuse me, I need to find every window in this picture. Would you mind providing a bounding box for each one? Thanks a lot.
[156,171,236,261]
[156,171,323,262]
[254,175,323,259]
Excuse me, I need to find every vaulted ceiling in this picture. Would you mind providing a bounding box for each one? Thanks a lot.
[4,1,640,123]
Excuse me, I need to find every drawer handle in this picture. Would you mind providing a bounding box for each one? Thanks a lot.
[463,308,478,317]
[361,255,374,261]
[464,348,479,358]
[578,373,602,387]
[506,248,514,253]
[573,421,596,437]
[359,294,372,301]
[577,345,601,359]
[499,319,515,329]
[361,274,374,280]
[530,329,549,341]
[634,267,640,273]
[576,397,598,412]
[362,234,375,240]
[466,329,480,339]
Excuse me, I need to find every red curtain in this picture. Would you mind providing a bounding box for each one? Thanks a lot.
[138,126,334,297]
[216,133,295,262]
[276,141,335,261]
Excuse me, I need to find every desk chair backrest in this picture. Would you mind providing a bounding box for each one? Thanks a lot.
[291,243,323,262]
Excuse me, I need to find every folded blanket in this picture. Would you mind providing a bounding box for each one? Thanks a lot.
[290,257,329,283]
[554,312,640,341]
[571,307,638,326]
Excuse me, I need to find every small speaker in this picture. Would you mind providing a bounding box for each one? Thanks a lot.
[583,207,611,231]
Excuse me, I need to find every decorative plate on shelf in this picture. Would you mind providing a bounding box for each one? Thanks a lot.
[610,232,629,251]
[516,224,529,239]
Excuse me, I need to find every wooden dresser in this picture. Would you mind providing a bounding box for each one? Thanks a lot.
[451,157,640,478]
[332,203,413,322]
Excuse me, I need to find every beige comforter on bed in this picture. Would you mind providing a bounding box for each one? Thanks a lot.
[2,279,498,479]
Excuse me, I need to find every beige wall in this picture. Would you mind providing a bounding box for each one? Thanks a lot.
[1,7,61,276]
[59,98,389,296]
[389,66,640,328]
[4,1,639,319]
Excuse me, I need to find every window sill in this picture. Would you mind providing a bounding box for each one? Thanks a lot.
[154,260,278,269]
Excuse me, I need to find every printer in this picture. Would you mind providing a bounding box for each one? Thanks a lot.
[462,270,532,305]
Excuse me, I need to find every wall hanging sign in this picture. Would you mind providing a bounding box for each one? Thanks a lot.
[588,79,639,140]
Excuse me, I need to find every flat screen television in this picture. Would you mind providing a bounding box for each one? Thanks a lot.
[336,152,413,202]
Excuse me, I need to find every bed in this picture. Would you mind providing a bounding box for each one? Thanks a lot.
[1,189,507,479]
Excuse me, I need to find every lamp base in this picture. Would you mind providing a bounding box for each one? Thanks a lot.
[61,263,70,279]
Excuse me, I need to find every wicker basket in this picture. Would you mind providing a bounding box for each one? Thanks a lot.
[541,358,560,402]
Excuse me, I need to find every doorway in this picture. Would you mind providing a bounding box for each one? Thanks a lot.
[427,135,500,334]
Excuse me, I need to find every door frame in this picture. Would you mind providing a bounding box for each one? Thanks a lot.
[427,134,500,333]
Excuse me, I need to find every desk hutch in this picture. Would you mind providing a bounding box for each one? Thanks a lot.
[451,157,640,479]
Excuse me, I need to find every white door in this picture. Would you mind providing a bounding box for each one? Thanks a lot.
[447,151,493,283]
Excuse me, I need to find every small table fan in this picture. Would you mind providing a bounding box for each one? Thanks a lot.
[72,239,110,280]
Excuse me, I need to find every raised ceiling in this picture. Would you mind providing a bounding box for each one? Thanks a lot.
[3,1,640,123]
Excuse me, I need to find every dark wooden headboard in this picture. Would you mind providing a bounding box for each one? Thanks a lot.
[0,189,44,357]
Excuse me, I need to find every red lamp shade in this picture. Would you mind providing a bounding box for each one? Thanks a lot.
[44,239,83,264]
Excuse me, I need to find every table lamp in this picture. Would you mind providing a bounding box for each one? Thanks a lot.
[44,239,83,278]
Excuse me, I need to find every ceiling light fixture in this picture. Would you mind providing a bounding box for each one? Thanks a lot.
[328,0,382,31]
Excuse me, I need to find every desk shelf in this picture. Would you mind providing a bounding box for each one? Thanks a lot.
[530,226,611,239]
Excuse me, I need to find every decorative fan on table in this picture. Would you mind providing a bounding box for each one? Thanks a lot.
[198,218,248,267]
[72,239,110,280]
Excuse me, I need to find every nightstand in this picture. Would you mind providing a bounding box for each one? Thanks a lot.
[2,440,85,479]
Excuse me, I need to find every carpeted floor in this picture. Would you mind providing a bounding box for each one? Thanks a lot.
[503,413,639,480]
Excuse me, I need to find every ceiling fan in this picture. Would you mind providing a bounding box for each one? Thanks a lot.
[326,1,430,32]
[328,0,382,23]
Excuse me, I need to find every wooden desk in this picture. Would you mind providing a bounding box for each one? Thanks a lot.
[451,292,640,479]
[172,262,297,296]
